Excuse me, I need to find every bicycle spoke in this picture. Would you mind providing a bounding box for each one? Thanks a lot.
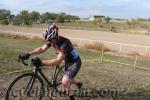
[6,73,44,100]
[56,70,64,85]
[54,66,65,95]
[24,75,35,96]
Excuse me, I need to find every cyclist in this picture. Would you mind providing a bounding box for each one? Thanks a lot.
[21,22,82,100]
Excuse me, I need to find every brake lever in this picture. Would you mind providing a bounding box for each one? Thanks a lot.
[22,59,28,66]
[18,55,28,66]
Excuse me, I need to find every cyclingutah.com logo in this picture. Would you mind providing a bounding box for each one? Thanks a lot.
[0,87,127,98]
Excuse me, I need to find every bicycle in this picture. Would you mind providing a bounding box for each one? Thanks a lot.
[5,55,65,100]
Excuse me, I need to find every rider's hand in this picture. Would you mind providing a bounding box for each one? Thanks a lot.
[19,53,30,60]
[31,57,42,67]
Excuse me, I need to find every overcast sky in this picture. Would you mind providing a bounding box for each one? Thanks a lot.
[1,0,150,19]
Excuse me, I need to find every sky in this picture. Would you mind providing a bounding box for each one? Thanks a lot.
[0,0,150,19]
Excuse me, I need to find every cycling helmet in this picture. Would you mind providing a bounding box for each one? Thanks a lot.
[43,23,58,41]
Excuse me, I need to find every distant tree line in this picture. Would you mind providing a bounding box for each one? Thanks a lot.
[92,16,111,25]
[0,9,80,25]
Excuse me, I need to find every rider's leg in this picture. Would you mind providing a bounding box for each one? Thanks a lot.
[62,75,75,100]
[63,58,81,99]
[71,78,78,84]
[71,79,82,89]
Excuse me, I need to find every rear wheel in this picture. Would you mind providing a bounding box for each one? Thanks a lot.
[5,73,44,100]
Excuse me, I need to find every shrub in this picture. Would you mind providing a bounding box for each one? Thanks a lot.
[84,42,110,52]
[0,20,9,25]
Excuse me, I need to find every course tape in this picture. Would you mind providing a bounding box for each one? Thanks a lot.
[102,59,150,71]
[0,68,31,77]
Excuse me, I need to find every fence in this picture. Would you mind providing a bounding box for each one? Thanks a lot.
[68,37,150,71]
[68,37,150,56]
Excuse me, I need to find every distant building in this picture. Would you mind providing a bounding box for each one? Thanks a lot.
[80,18,90,21]
[111,18,127,22]
[89,15,105,21]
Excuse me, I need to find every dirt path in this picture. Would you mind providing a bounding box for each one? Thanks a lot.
[0,25,150,46]
[1,25,150,55]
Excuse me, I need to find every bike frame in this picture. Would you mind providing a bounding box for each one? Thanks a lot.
[6,56,65,100]
[24,64,64,97]
[31,64,63,87]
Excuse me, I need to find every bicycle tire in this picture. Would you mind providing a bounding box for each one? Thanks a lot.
[5,73,45,100]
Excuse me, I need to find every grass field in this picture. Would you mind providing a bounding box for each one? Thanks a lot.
[1,36,150,100]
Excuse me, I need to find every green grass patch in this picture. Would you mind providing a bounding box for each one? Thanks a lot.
[103,54,135,66]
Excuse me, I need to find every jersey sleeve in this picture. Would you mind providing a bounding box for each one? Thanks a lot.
[59,43,68,56]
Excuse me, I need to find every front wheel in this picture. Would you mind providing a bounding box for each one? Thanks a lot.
[5,73,45,100]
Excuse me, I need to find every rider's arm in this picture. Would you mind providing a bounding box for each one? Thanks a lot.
[29,44,49,55]
[42,53,65,66]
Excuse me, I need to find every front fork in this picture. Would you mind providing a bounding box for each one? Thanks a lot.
[51,65,60,87]
[24,68,38,96]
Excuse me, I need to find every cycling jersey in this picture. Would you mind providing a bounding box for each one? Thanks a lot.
[46,36,80,63]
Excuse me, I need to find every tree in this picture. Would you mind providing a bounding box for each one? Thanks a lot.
[2,9,80,25]
[29,11,40,24]
[0,9,11,25]
[41,12,53,23]
[71,15,80,21]
[56,12,66,23]
[137,18,147,22]
[12,14,21,25]
[19,10,31,25]
[105,16,111,24]
[50,13,57,21]
[0,9,11,19]
[126,19,140,28]
[65,14,72,22]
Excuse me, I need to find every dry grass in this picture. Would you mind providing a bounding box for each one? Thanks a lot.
[72,42,78,47]
[32,36,44,42]
[128,29,147,35]
[84,42,111,52]
[0,32,29,40]
[0,32,8,38]
[127,51,141,56]
[0,32,44,42]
